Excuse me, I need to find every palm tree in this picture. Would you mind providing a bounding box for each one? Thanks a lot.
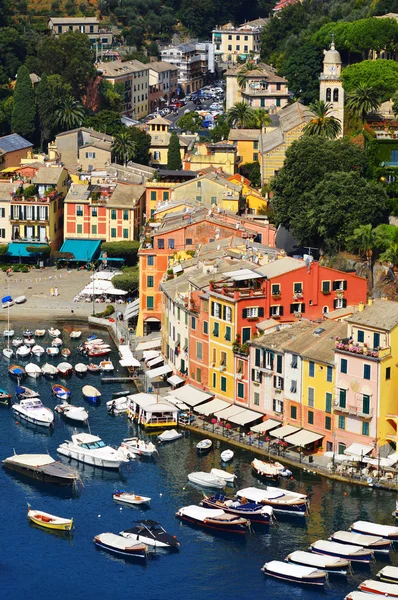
[237,61,257,89]
[227,101,255,129]
[345,84,381,125]
[55,95,85,132]
[112,130,137,166]
[249,108,271,130]
[380,243,398,271]
[303,100,341,139]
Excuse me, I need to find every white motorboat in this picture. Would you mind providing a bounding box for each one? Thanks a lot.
[221,449,234,462]
[3,329,14,337]
[107,397,129,415]
[176,505,249,534]
[52,337,63,347]
[100,360,114,371]
[57,362,73,376]
[94,533,148,560]
[350,520,398,541]
[16,345,30,358]
[251,457,292,479]
[42,362,58,376]
[120,521,180,550]
[310,540,373,563]
[12,398,54,428]
[15,296,26,304]
[158,429,183,442]
[46,347,59,356]
[55,402,88,424]
[210,468,236,483]
[188,471,225,489]
[286,550,349,575]
[70,331,82,339]
[35,329,46,337]
[196,439,212,453]
[345,593,383,600]
[12,338,23,347]
[330,530,391,553]
[57,433,128,469]
[113,491,151,506]
[262,561,327,587]
[119,437,158,458]
[3,347,13,359]
[25,363,42,378]
[48,328,61,338]
[359,580,398,596]
[24,337,35,347]
[75,363,88,374]
[32,345,45,357]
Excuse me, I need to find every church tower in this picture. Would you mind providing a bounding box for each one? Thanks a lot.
[319,39,344,137]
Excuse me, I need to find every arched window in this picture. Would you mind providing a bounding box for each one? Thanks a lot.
[326,88,331,102]
[322,306,329,314]
[333,88,339,102]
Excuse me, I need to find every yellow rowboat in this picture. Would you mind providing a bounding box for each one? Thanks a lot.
[27,508,74,532]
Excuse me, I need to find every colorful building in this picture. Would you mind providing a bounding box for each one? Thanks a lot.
[212,18,268,64]
[148,61,178,111]
[96,59,149,118]
[170,172,244,213]
[147,117,195,167]
[228,129,260,166]
[0,134,33,169]
[183,141,240,175]
[226,62,289,111]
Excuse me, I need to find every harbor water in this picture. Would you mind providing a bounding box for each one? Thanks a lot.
[1,323,398,600]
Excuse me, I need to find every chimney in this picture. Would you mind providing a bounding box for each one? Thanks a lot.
[368,298,373,306]
[358,301,364,312]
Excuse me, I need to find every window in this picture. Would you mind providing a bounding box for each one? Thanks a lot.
[254,141,259,150]
[150,191,156,201]
[270,305,282,317]
[225,326,231,341]
[291,405,297,419]
[271,283,280,296]
[203,321,208,335]
[196,342,203,360]
[213,322,219,337]
[221,376,227,393]
[276,98,281,107]
[373,332,380,348]
[186,238,193,245]
[309,361,315,377]
[196,196,202,203]
[326,88,331,102]
[146,296,154,310]
[157,239,164,249]
[322,280,331,293]
[123,228,129,239]
[123,210,129,220]
[237,382,244,399]
[163,191,169,201]
[246,307,258,318]
[212,302,221,318]
[362,421,369,436]
[273,398,283,414]
[386,366,391,380]
[76,205,83,216]
[0,229,5,238]
[357,330,364,343]
[254,392,260,406]
[148,255,154,266]
[191,316,196,330]
[325,416,332,431]
[242,327,251,343]
[211,196,217,205]
[291,355,298,369]
[290,380,297,393]
[168,239,175,249]
[147,276,154,288]
[290,302,304,314]
[111,209,117,220]
[276,354,282,374]
[77,224,82,234]
[253,153,258,161]
[212,372,216,388]
[326,366,333,383]
[237,360,244,374]
[255,349,261,367]
[220,351,227,367]
[340,358,347,374]
[338,443,346,455]
[308,411,314,425]
[334,299,347,309]
[293,282,303,294]
[274,375,283,390]
[362,394,370,415]
[339,388,346,408]
[224,306,232,322]
[91,225,97,234]
[308,387,314,407]
[85,151,96,159]
[333,88,339,102]
[364,364,371,380]
[111,228,116,238]
[252,369,262,383]
[333,279,347,291]
[91,207,97,217]
[325,392,332,413]
[228,45,232,51]
[196,368,202,383]
[338,415,345,430]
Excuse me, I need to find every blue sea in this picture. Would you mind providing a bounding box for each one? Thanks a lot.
[1,323,397,600]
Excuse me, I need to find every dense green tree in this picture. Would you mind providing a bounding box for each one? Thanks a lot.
[177,112,203,133]
[85,110,124,136]
[209,114,230,142]
[261,2,311,63]
[36,74,56,148]
[341,60,398,101]
[167,132,182,170]
[112,130,137,166]
[303,100,342,139]
[128,126,151,165]
[55,95,85,132]
[0,28,27,84]
[380,243,398,268]
[281,42,323,105]
[11,65,36,140]
[345,84,381,124]
[99,81,124,112]
[227,102,255,129]
[0,95,13,136]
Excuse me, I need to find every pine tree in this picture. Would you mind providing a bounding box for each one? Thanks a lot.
[36,73,55,149]
[11,65,36,141]
[167,132,182,170]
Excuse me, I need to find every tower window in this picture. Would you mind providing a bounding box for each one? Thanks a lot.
[333,88,339,102]
[326,88,331,102]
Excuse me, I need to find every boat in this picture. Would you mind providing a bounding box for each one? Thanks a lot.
[57,362,73,376]
[8,364,25,378]
[113,491,151,506]
[0,388,11,406]
[15,385,39,399]
[52,384,71,400]
[176,505,249,534]
[3,281,13,359]
[359,580,398,597]
[52,337,63,347]
[42,362,58,377]
[35,329,46,337]
[2,295,13,308]
[94,532,148,560]
[345,593,382,600]
[12,338,23,347]
[201,494,273,523]
[119,437,158,458]
[61,348,71,358]
[13,397,54,427]
[158,429,183,442]
[3,347,13,359]
[310,540,373,563]
[57,433,128,468]
[3,329,14,337]
[236,486,308,516]
[25,363,42,378]
[16,345,30,358]
[196,439,212,454]
[15,296,26,304]
[261,560,327,587]
[24,337,35,347]
[87,334,98,341]
[100,360,114,371]
[350,521,398,541]
[22,329,33,338]
[88,363,101,373]
[87,348,110,357]
[210,468,236,483]
[120,521,180,550]
[70,331,82,339]
[2,453,79,486]
[32,345,45,357]
[75,363,88,375]
[106,397,129,415]
[286,550,349,575]
[221,449,234,462]
[55,402,88,424]
[27,507,73,532]
[378,567,398,584]
[48,328,61,338]
[330,530,391,553]
[46,347,59,356]
[82,385,101,402]
[251,458,280,480]
[188,471,225,489]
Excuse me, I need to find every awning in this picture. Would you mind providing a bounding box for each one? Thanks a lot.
[167,374,184,386]
[145,317,161,323]
[145,364,172,379]
[166,394,190,411]
[284,429,324,447]
[195,398,230,416]
[345,443,373,458]
[251,419,282,434]
[142,350,159,361]
[215,404,246,420]
[120,357,140,368]
[147,355,164,368]
[136,338,162,351]
[270,424,301,439]
[6,242,50,258]
[171,385,213,408]
[124,299,139,320]
[227,408,262,426]
[58,239,102,262]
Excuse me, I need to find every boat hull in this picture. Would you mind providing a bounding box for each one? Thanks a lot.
[351,525,398,541]
[57,446,124,469]
[311,547,372,563]
[12,407,53,428]
[262,567,326,586]
[2,461,77,486]
[28,512,73,532]
[176,512,247,534]
[94,538,147,560]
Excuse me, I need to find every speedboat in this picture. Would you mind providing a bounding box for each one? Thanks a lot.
[113,491,150,506]
[12,338,23,347]
[42,362,58,377]
[15,386,39,400]
[120,521,180,550]
[221,449,234,462]
[158,429,182,442]
[286,550,349,575]
[82,385,101,402]
[27,508,73,532]
[32,345,45,357]
[24,337,35,347]
[100,360,114,371]
[48,328,61,338]
[57,362,73,376]
[188,471,225,489]
[25,363,42,378]
[350,520,398,541]
[3,347,13,359]
[88,363,101,373]
[236,486,308,516]
[12,398,54,428]
[75,363,88,375]
[3,453,79,486]
[52,337,63,348]
[176,505,249,534]
[201,494,273,524]
[119,437,158,458]
[310,540,373,563]
[55,402,88,424]
[196,439,212,454]
[0,388,12,406]
[87,348,110,357]
[46,347,59,356]
[8,364,25,378]
[210,468,236,483]
[251,458,292,479]
[16,345,30,358]
[345,593,389,600]
[261,560,327,587]
[378,566,398,584]
[106,397,129,415]
[52,384,71,400]
[3,329,14,337]
[70,331,82,339]
[61,348,71,359]
[94,533,148,560]
[57,433,128,468]
[330,530,391,553]
[35,329,45,337]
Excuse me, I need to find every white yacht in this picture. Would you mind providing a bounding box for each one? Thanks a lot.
[12,398,54,428]
[57,433,129,469]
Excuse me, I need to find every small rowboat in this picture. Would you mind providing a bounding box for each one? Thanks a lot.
[94,533,148,560]
[261,560,327,587]
[8,364,25,378]
[100,360,114,371]
[2,295,13,308]
[55,402,88,424]
[25,363,42,378]
[176,505,249,534]
[52,384,71,400]
[28,508,73,532]
[24,337,35,347]
[52,337,63,348]
[286,550,349,575]
[61,348,71,358]
[196,439,212,454]
[210,468,236,483]
[188,471,225,489]
[0,388,12,406]
[82,385,101,402]
[359,580,398,597]
[158,429,183,442]
[330,530,391,553]
[42,362,58,377]
[221,449,234,462]
[57,362,73,376]
[12,338,23,347]
[88,363,101,373]
[119,437,158,457]
[3,329,14,337]
[15,296,26,305]
[35,329,46,337]
[350,520,398,541]
[15,385,40,400]
[75,363,88,375]
[252,457,292,479]
[201,494,273,524]
[378,566,398,584]
[113,491,151,506]
[22,330,33,337]
[70,331,82,339]
[46,347,59,356]
[310,540,373,563]
[16,345,30,358]
[3,347,13,359]
[48,328,61,338]
[32,345,45,357]
[88,348,110,357]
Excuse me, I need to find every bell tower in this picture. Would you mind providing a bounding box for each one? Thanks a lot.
[319,38,344,137]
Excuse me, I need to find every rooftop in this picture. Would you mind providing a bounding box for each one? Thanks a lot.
[300,321,347,364]
[107,183,145,207]
[347,299,398,331]
[148,61,178,73]
[33,166,66,185]
[0,133,33,153]
[255,256,304,278]
[48,16,99,24]
[228,129,261,142]
[55,127,114,143]
[97,59,148,78]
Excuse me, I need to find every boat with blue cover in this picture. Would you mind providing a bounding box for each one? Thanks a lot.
[201,493,273,523]
[0,388,11,406]
[8,364,25,378]
[52,384,71,400]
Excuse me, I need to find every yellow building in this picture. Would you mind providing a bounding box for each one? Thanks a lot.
[184,141,239,175]
[228,173,267,214]
[148,116,195,167]
[97,59,149,118]
[171,172,244,212]
[228,129,260,165]
[209,295,236,401]
[212,18,268,64]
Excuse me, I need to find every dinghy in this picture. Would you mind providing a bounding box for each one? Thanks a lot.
[100,360,114,371]
[75,363,88,375]
[350,521,398,541]
[378,566,398,584]
[25,363,42,378]
[48,328,61,338]
[27,507,73,532]
[119,437,158,458]
[52,384,71,400]
[0,389,12,406]
[310,540,373,563]
[3,347,13,359]
[88,363,101,373]
[2,295,13,308]
[24,337,35,347]
[120,521,180,550]
[113,491,150,506]
[251,458,280,480]
[3,329,14,337]
[16,345,30,358]
[82,385,101,402]
[12,397,54,428]
[42,362,58,377]
[158,429,182,442]
[34,329,45,337]
[286,550,349,575]
[210,468,236,483]
[87,348,110,357]
[176,505,249,534]
[237,486,308,516]
[359,580,398,597]
[46,347,59,356]
[8,364,25,378]
[188,471,225,489]
[221,449,234,462]
[15,385,40,400]
[61,348,71,358]
[23,330,33,337]
[32,345,45,357]
[70,331,82,339]
[15,296,26,305]
[52,337,63,347]
[12,338,23,347]
[106,397,129,415]
[330,530,391,553]
[94,533,148,560]
[196,439,212,454]
[57,362,73,376]
[201,494,273,524]
[261,560,327,587]
[55,402,88,424]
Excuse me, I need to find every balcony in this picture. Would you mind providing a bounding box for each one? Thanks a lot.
[334,401,373,418]
[335,338,390,360]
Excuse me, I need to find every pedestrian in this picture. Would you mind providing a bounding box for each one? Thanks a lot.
[6,267,11,277]
[54,287,58,297]
[50,287,54,296]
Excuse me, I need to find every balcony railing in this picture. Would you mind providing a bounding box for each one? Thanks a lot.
[335,339,390,359]
[334,401,373,418]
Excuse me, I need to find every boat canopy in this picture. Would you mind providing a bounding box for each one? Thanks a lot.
[3,453,54,467]
[312,540,364,556]
[288,551,344,568]
[265,561,318,578]
[251,419,282,434]
[237,487,284,502]
[170,385,213,408]
[178,505,225,522]
[352,521,398,537]
[2,295,12,303]
[378,566,398,579]
[195,398,230,416]
[284,429,324,447]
